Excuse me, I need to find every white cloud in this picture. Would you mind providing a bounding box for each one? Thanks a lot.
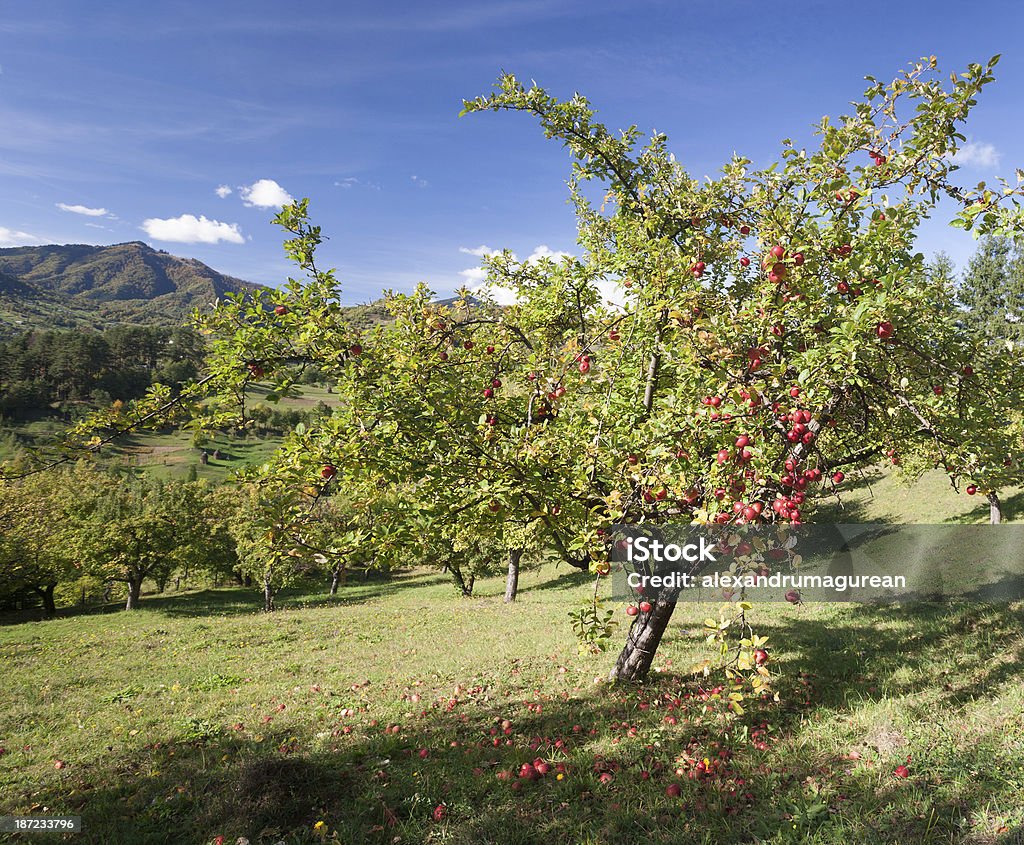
[238,178,294,208]
[458,243,576,305]
[140,214,244,245]
[595,278,626,309]
[0,226,38,246]
[459,244,499,258]
[458,266,489,285]
[410,174,429,189]
[525,244,571,264]
[950,141,1001,168]
[56,202,109,217]
[215,185,233,198]
[335,177,381,191]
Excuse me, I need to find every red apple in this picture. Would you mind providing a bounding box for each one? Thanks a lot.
[770,245,785,259]
[274,304,288,316]
[875,321,894,339]
[666,783,682,797]
[785,589,801,604]
[639,601,653,613]
[321,464,337,479]
[740,256,750,267]
[349,343,363,356]
[626,604,639,617]
[832,471,845,484]
[753,648,769,666]
[966,485,977,496]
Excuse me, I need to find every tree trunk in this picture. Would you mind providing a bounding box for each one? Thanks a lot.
[329,564,343,596]
[125,578,142,611]
[243,575,253,588]
[263,579,274,612]
[448,565,474,597]
[608,597,678,683]
[988,491,1002,525]
[504,548,523,603]
[32,584,57,618]
[80,586,86,608]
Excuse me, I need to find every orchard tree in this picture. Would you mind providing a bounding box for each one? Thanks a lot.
[76,474,215,610]
[56,55,1024,685]
[0,465,88,616]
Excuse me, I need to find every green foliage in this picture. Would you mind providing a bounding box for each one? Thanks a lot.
[0,325,205,419]
[959,235,1024,344]
[44,55,1024,677]
[568,593,618,654]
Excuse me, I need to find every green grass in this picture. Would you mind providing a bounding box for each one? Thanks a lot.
[815,466,1024,524]
[0,383,339,481]
[1,565,1022,845]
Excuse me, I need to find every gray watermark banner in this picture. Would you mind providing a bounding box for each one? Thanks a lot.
[609,524,1024,603]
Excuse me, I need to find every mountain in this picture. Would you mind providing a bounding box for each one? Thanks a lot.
[0,242,264,335]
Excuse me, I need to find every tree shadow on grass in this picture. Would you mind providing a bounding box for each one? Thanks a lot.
[0,571,454,627]
[515,567,594,595]
[8,601,1024,844]
[144,570,453,619]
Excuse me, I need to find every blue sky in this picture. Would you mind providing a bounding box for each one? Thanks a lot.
[1,1,1023,302]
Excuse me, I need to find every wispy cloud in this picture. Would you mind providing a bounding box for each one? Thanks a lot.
[238,178,294,208]
[335,177,380,190]
[950,141,1001,168]
[459,244,500,258]
[141,214,244,245]
[215,185,233,198]
[0,226,39,246]
[411,175,429,189]
[56,202,110,217]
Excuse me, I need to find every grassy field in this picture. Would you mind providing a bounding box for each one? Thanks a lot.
[1,561,1022,845]
[0,384,338,482]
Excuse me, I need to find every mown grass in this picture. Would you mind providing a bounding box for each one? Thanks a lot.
[0,384,338,481]
[1,562,1022,845]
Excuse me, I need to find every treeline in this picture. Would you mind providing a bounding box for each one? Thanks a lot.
[0,326,206,419]
[0,462,363,617]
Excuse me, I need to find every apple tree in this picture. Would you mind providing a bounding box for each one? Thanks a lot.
[50,55,1024,685]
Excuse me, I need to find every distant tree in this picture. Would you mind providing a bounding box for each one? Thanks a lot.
[75,473,215,609]
[226,484,305,612]
[958,236,1024,343]
[0,466,83,616]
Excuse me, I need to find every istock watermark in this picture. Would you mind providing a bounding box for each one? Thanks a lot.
[609,523,1024,603]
